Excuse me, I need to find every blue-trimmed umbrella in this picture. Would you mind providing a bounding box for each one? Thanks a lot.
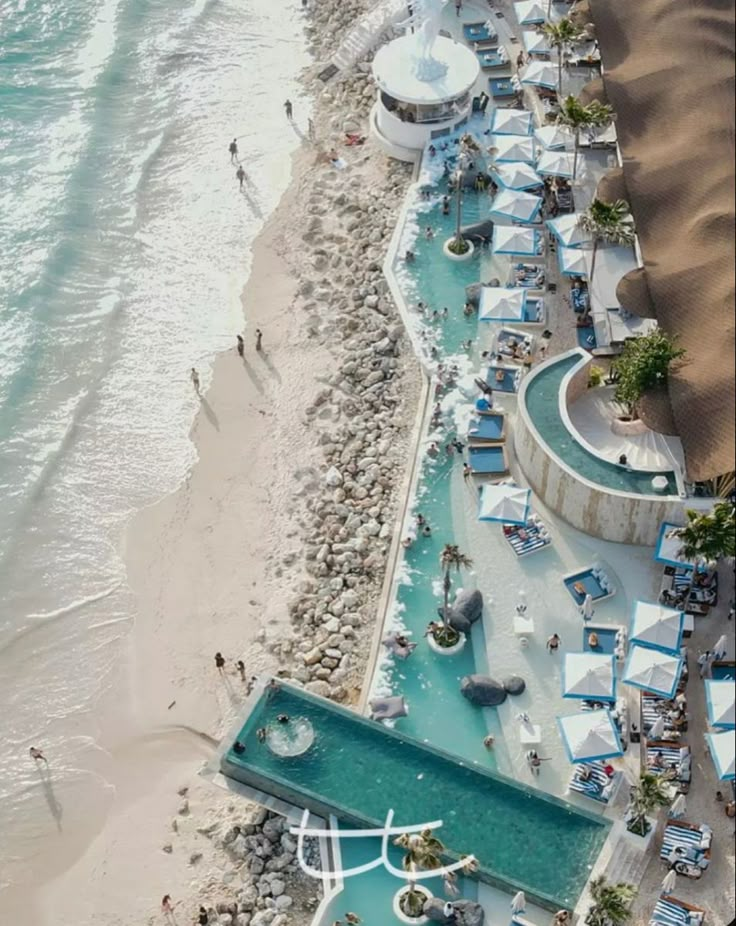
[478,484,531,525]
[535,125,573,150]
[705,731,735,781]
[654,521,695,570]
[630,601,684,655]
[562,652,617,702]
[495,161,542,191]
[623,645,684,699]
[492,225,541,256]
[705,680,735,729]
[523,31,551,56]
[514,0,547,25]
[536,149,575,179]
[490,133,536,164]
[490,188,543,224]
[557,709,624,763]
[547,213,591,248]
[521,60,557,91]
[478,287,528,322]
[558,245,589,277]
[491,108,534,136]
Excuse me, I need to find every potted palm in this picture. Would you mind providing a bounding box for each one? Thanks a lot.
[393,829,444,923]
[667,503,736,564]
[585,877,637,926]
[443,138,480,262]
[427,544,473,655]
[624,771,673,843]
[542,18,584,98]
[556,96,614,179]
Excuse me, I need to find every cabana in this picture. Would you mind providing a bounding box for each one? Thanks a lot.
[495,161,542,191]
[522,31,551,57]
[536,149,575,178]
[520,60,557,91]
[558,245,589,277]
[478,483,531,525]
[490,133,536,164]
[630,601,685,655]
[705,680,735,729]
[562,652,616,702]
[490,188,543,224]
[490,108,533,136]
[705,730,735,781]
[493,225,542,257]
[557,708,624,763]
[514,0,547,25]
[478,286,527,322]
[535,124,573,149]
[645,740,692,791]
[648,897,705,926]
[568,761,620,803]
[623,645,684,699]
[660,821,712,874]
[546,213,592,248]
[654,522,695,570]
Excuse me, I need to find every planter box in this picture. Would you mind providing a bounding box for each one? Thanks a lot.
[427,631,467,656]
[443,238,475,262]
[393,885,432,924]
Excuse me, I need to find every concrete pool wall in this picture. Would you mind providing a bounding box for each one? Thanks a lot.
[516,349,686,545]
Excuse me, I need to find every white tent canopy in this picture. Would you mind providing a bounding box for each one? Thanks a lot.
[478,484,531,525]
[623,645,684,699]
[491,108,534,136]
[557,709,624,763]
[478,287,527,321]
[490,134,536,164]
[535,125,574,150]
[705,680,736,729]
[523,31,551,56]
[536,149,575,178]
[514,0,548,24]
[630,601,684,654]
[490,188,542,223]
[492,225,540,256]
[521,60,557,90]
[547,213,592,248]
[705,731,735,781]
[562,652,616,701]
[655,522,695,570]
[495,161,542,191]
[558,245,589,276]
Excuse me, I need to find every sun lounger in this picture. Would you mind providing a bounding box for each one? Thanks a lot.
[660,821,712,871]
[555,187,574,212]
[512,263,546,288]
[568,760,620,803]
[648,897,705,926]
[496,328,534,364]
[477,48,510,70]
[463,21,498,45]
[646,740,692,791]
[641,693,688,738]
[468,445,510,476]
[502,517,551,557]
[467,413,506,443]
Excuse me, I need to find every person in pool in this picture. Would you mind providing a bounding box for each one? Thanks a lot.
[276,714,290,724]
[233,740,246,755]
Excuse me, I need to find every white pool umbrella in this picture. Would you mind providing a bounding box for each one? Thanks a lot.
[491,108,534,136]
[523,31,551,56]
[478,287,527,321]
[521,60,557,90]
[479,484,531,525]
[649,715,666,740]
[630,601,685,655]
[491,133,536,164]
[492,225,540,256]
[495,161,542,191]
[581,593,595,620]
[661,869,677,895]
[546,213,592,248]
[712,634,729,659]
[490,188,543,223]
[515,0,547,25]
[558,245,590,277]
[536,149,575,178]
[669,794,687,819]
[562,652,616,701]
[535,124,574,150]
[706,731,735,780]
[705,679,735,729]
[623,645,684,699]
[655,522,695,569]
[557,709,624,763]
[511,891,527,913]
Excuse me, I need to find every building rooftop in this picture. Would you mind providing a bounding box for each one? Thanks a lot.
[372,34,479,105]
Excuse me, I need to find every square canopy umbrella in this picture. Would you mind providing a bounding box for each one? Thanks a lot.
[562,652,617,702]
[536,149,575,178]
[705,731,735,781]
[623,644,684,699]
[654,521,695,570]
[514,0,547,25]
[495,161,543,191]
[705,680,735,729]
[630,600,684,654]
[493,225,541,257]
[523,31,551,56]
[557,709,624,763]
[490,134,536,164]
[490,188,543,224]
[478,287,528,321]
[535,125,574,150]
[478,483,531,525]
[521,60,557,91]
[558,245,590,277]
[546,213,592,248]
[491,108,534,136]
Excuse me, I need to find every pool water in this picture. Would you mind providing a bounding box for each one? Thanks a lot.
[524,355,679,495]
[225,684,610,910]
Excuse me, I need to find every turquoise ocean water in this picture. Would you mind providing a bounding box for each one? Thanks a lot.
[0,0,309,895]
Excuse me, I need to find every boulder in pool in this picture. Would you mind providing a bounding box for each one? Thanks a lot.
[465,283,482,309]
[453,589,483,624]
[437,606,472,634]
[455,901,485,926]
[503,675,526,696]
[423,898,453,923]
[460,674,507,707]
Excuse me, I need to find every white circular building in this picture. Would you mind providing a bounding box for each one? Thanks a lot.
[370,32,480,161]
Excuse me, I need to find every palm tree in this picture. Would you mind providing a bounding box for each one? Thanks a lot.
[394,829,445,917]
[585,877,637,926]
[450,136,482,255]
[556,96,614,179]
[543,18,583,97]
[667,503,736,564]
[626,771,674,836]
[579,198,635,310]
[439,544,473,629]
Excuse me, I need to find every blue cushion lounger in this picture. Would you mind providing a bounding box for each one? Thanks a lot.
[568,760,618,803]
[468,446,509,475]
[646,740,692,787]
[490,77,517,98]
[464,21,497,43]
[502,520,551,557]
[476,49,509,70]
[660,821,712,868]
[641,692,685,738]
[648,898,705,926]
[467,413,506,443]
[712,660,736,680]
[583,625,620,654]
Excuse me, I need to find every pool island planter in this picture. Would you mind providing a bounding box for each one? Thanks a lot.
[443,237,475,262]
[427,629,467,656]
[393,886,432,924]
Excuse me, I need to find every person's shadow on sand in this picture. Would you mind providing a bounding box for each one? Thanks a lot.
[199,397,220,431]
[256,349,281,383]
[37,765,63,832]
[241,355,265,394]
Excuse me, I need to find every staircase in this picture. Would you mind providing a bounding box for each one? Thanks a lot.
[333,0,409,71]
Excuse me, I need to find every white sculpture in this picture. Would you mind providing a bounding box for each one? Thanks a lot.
[404,0,450,81]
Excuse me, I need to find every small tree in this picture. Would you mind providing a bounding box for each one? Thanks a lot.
[579,197,635,304]
[611,329,685,418]
[585,877,638,926]
[668,502,736,563]
[394,829,445,918]
[433,544,473,647]
[626,771,674,836]
[556,96,614,179]
[543,18,584,97]
[448,136,482,256]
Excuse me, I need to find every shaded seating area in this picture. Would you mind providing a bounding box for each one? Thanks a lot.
[648,897,705,926]
[660,821,712,874]
[502,515,552,557]
[646,740,692,792]
[463,21,498,46]
[511,263,545,288]
[641,691,688,739]
[468,445,510,476]
[568,759,620,803]
[467,412,506,444]
[476,47,510,70]
[495,328,534,364]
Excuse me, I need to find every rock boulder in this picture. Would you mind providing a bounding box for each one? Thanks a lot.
[460,674,507,707]
[453,589,483,623]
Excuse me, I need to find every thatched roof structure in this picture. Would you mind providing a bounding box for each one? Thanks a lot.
[616,268,656,319]
[578,76,607,106]
[589,0,735,481]
[595,166,628,204]
[638,388,679,437]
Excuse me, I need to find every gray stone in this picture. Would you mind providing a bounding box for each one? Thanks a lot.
[460,675,507,707]
[455,900,486,926]
[438,606,472,634]
[503,675,526,696]
[453,588,483,624]
[423,898,453,923]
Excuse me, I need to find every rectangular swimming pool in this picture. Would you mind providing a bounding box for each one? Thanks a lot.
[222,682,610,910]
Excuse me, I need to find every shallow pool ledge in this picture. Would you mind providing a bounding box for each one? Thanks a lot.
[516,349,685,545]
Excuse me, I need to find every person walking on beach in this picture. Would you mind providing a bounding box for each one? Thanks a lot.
[255,328,263,351]
[29,746,47,764]
[236,335,244,357]
[161,895,175,919]
[190,367,200,395]
[236,659,246,681]
[236,165,246,190]
[214,652,226,674]
[284,99,293,120]
[228,138,238,163]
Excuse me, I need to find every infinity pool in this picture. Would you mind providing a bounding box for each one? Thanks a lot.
[523,355,678,495]
[224,683,610,910]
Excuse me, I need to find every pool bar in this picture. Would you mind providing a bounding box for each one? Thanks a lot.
[221,680,610,911]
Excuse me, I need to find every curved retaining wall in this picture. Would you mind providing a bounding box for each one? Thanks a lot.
[515,349,685,545]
